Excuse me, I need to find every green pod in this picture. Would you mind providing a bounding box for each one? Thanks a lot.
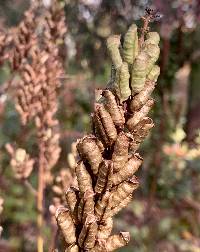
[118,62,131,102]
[107,35,123,69]
[123,24,138,65]
[147,65,160,82]
[131,51,149,94]
[144,32,160,46]
[144,44,160,74]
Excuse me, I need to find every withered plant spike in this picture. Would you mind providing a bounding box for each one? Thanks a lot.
[77,137,102,175]
[107,176,139,209]
[83,219,98,249]
[97,217,113,240]
[76,161,93,194]
[65,244,79,252]
[95,191,111,221]
[127,98,154,131]
[130,117,154,153]
[78,214,97,248]
[65,187,79,224]
[111,154,143,186]
[82,189,95,222]
[97,104,118,144]
[56,21,160,251]
[104,194,133,219]
[93,112,110,147]
[102,90,125,128]
[105,232,130,252]
[78,196,84,223]
[95,160,112,194]
[130,80,156,111]
[55,207,76,245]
[112,132,130,172]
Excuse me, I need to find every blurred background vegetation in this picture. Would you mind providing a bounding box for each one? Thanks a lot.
[0,0,200,251]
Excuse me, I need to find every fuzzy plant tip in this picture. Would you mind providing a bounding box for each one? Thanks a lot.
[55,21,160,252]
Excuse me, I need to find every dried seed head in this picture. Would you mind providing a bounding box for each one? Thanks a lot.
[65,244,79,252]
[78,214,97,248]
[97,217,113,240]
[108,176,139,209]
[82,189,95,222]
[112,132,130,173]
[127,98,154,131]
[77,137,102,175]
[107,194,132,218]
[65,187,79,224]
[111,154,143,186]
[75,161,93,194]
[130,80,156,111]
[97,104,117,144]
[105,232,130,251]
[102,90,125,128]
[95,160,112,194]
[123,24,139,65]
[55,206,76,245]
[130,117,154,152]
[6,144,34,180]
[106,35,123,70]
[95,191,111,221]
[84,219,98,249]
[93,112,110,147]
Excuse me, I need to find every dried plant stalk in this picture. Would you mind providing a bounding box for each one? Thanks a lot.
[4,1,67,252]
[56,17,160,252]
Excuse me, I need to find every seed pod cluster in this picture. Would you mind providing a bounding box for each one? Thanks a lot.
[56,22,160,251]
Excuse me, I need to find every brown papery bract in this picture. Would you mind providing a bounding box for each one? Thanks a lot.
[112,132,130,173]
[76,161,93,194]
[95,160,113,194]
[77,137,102,175]
[97,104,118,144]
[105,232,130,252]
[127,98,154,131]
[111,154,143,186]
[55,207,76,245]
[108,176,139,209]
[130,80,156,111]
[102,89,125,128]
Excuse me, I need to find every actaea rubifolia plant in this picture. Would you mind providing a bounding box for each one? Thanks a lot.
[56,10,160,252]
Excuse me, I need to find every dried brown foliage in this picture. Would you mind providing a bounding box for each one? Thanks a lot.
[5,143,34,180]
[55,16,160,252]
[2,1,67,252]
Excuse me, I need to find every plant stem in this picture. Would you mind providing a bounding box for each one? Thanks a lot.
[37,141,45,252]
